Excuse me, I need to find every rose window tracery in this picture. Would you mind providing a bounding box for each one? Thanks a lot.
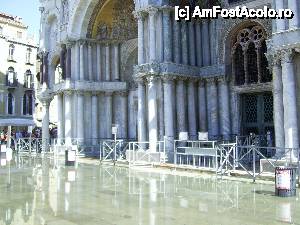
[232,25,271,86]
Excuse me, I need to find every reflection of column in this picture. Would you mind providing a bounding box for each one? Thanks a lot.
[162,7,172,62]
[77,92,84,143]
[281,49,299,153]
[198,80,207,132]
[42,101,50,152]
[187,80,197,140]
[65,91,72,145]
[207,78,219,138]
[91,93,98,145]
[148,76,158,152]
[276,0,285,32]
[105,92,113,139]
[272,55,285,153]
[137,79,147,142]
[218,77,231,140]
[176,79,187,134]
[288,0,299,29]
[57,94,64,144]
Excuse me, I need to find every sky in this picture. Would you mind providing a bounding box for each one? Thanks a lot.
[0,0,40,39]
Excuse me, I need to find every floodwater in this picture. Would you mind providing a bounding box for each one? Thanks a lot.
[0,156,300,225]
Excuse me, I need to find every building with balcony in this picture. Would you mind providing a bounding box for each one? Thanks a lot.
[0,12,38,131]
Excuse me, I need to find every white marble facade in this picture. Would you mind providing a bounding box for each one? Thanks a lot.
[38,0,300,156]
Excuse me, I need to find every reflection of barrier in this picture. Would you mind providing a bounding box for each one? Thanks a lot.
[16,138,43,154]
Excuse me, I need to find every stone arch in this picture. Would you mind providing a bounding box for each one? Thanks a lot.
[220,19,271,78]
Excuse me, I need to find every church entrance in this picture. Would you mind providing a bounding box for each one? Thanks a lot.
[241,92,274,136]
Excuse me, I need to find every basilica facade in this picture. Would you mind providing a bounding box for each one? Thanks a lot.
[38,0,300,157]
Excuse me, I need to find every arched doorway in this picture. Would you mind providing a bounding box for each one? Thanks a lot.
[231,24,273,137]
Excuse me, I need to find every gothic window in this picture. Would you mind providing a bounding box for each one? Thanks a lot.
[7,67,16,86]
[26,48,32,64]
[8,44,15,61]
[22,93,33,115]
[24,70,33,88]
[7,93,14,115]
[232,25,270,86]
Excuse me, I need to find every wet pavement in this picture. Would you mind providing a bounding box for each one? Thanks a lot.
[0,155,299,225]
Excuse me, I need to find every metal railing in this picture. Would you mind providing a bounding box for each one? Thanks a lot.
[16,138,43,154]
[174,140,219,170]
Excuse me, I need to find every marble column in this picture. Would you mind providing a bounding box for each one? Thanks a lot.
[176,79,187,134]
[209,19,216,65]
[64,91,72,145]
[42,100,50,152]
[137,79,147,142]
[60,45,66,80]
[218,77,231,140]
[74,42,80,81]
[105,44,111,81]
[288,0,299,29]
[119,92,128,139]
[79,42,85,80]
[276,0,285,31]
[96,44,102,81]
[272,56,285,153]
[189,20,196,66]
[42,52,49,87]
[105,92,113,139]
[148,7,158,63]
[135,11,145,64]
[147,76,158,152]
[162,7,172,62]
[57,94,64,144]
[66,43,72,79]
[113,44,120,80]
[181,21,188,65]
[207,78,219,139]
[173,16,181,64]
[187,80,197,140]
[91,93,98,145]
[195,21,202,67]
[202,20,211,66]
[163,77,175,155]
[198,80,207,132]
[88,43,93,81]
[77,92,84,143]
[281,49,299,154]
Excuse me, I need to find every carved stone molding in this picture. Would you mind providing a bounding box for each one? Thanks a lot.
[281,49,294,64]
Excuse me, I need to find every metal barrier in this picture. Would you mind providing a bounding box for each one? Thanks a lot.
[100,139,130,163]
[16,138,43,154]
[217,145,300,182]
[127,139,166,166]
[174,140,219,170]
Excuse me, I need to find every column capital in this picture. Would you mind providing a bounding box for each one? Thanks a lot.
[266,52,281,67]
[199,79,206,87]
[104,91,113,97]
[64,90,73,96]
[75,90,85,95]
[133,10,146,20]
[115,91,128,97]
[162,75,176,83]
[217,76,229,84]
[146,75,159,83]
[206,77,217,84]
[176,76,188,82]
[161,5,173,14]
[281,49,294,64]
[147,6,158,16]
[135,77,146,84]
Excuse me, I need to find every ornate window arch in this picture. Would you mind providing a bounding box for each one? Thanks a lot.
[7,67,16,86]
[232,25,271,86]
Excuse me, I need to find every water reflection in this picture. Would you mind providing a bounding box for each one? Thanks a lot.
[0,156,299,225]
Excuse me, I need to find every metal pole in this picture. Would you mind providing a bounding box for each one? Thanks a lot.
[252,147,256,183]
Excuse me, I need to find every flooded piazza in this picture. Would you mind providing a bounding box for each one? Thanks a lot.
[0,156,299,225]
